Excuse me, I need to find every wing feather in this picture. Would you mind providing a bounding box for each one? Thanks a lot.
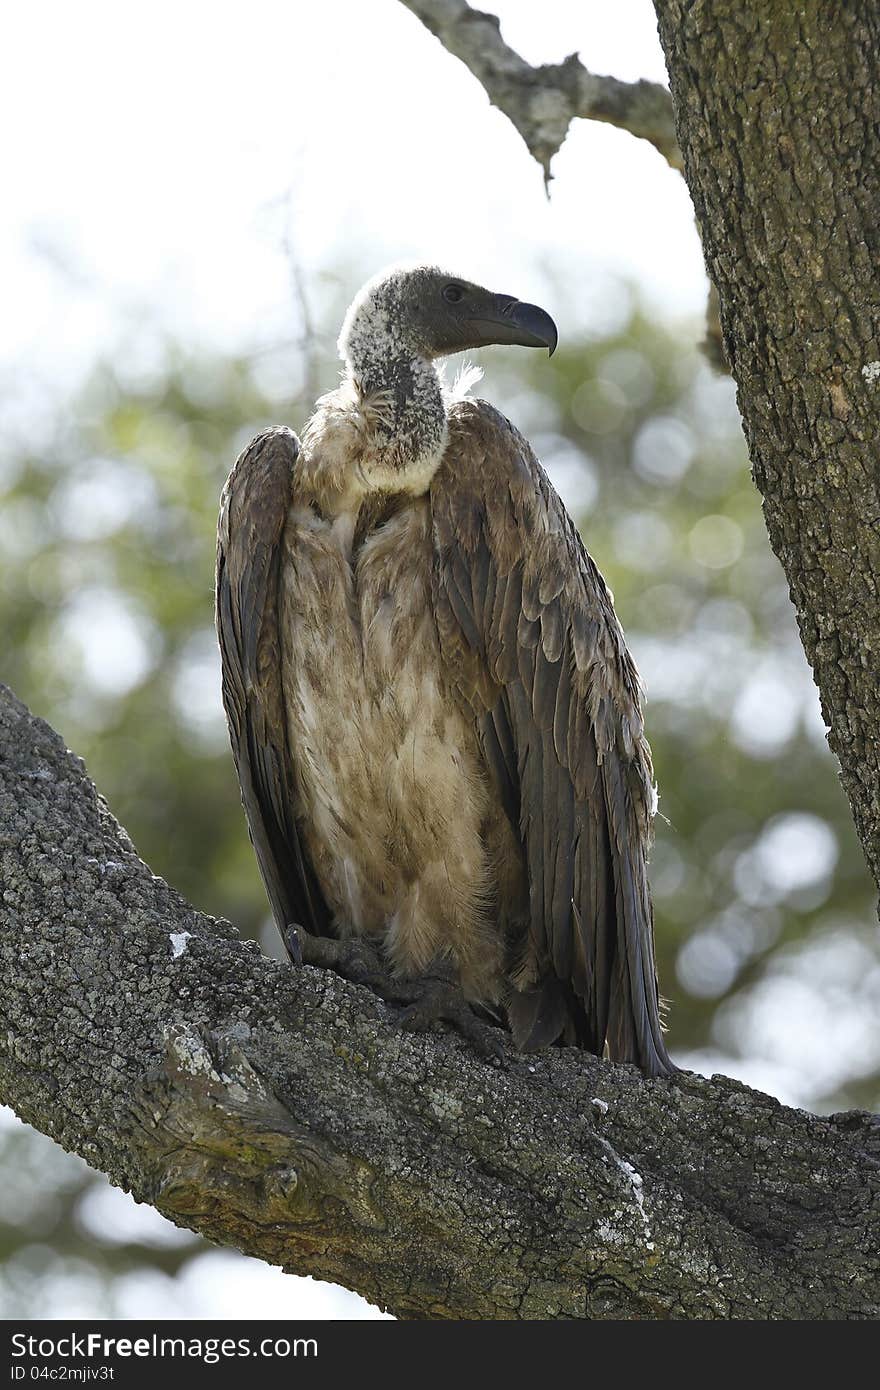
[215,426,330,953]
[431,399,673,1075]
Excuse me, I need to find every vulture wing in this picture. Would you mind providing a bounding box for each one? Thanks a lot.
[431,399,673,1075]
[215,426,330,953]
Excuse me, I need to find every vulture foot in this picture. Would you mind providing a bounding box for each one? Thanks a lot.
[394,965,507,1061]
[288,925,390,991]
[289,928,505,1060]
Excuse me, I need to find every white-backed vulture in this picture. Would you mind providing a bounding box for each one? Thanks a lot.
[216,264,674,1077]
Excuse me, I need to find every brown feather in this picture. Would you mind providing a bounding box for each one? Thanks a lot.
[217,384,673,1077]
[431,398,674,1076]
[215,428,331,949]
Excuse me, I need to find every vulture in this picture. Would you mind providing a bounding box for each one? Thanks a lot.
[216,264,674,1077]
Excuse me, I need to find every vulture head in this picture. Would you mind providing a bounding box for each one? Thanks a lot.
[339,263,558,368]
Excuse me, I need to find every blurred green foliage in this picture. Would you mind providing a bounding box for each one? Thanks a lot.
[1,291,877,1312]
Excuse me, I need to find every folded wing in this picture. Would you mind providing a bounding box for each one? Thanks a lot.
[430,399,673,1076]
[215,427,329,952]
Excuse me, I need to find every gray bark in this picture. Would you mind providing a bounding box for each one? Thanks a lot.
[1,685,878,1319]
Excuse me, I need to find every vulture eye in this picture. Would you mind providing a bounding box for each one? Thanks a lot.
[443,284,464,304]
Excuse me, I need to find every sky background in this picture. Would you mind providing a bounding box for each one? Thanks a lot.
[0,0,704,398]
[4,0,869,1321]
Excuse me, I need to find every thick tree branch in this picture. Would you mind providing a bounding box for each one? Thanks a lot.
[398,0,681,178]
[0,685,878,1318]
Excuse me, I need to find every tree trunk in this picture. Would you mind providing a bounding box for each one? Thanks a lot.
[1,686,878,1319]
[654,0,880,891]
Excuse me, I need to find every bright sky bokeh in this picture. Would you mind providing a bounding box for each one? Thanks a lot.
[0,0,705,398]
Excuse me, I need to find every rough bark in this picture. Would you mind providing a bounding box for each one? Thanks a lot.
[1,685,878,1319]
[652,1,880,893]
[398,0,680,178]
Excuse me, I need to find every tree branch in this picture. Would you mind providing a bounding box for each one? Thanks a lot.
[1,685,878,1317]
[398,0,681,179]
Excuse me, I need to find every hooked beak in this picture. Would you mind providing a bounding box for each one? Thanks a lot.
[467,294,558,356]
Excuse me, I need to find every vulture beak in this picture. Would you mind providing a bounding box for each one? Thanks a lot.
[467,294,558,357]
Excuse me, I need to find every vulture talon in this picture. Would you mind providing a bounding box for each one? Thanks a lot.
[336,939,391,991]
[296,929,390,991]
[394,969,507,1062]
[298,936,505,1058]
[283,922,303,965]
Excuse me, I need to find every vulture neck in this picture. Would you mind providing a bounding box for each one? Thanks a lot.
[345,336,448,500]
